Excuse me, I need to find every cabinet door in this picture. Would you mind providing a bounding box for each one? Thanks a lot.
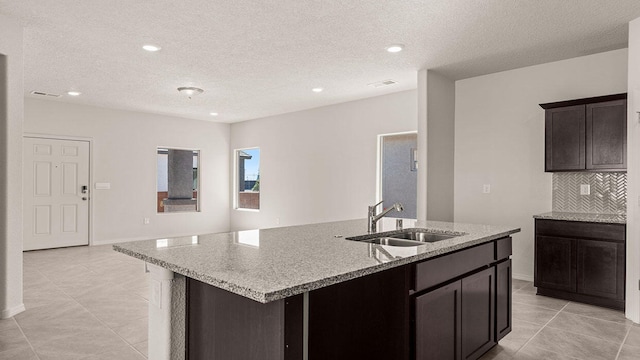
[415,281,461,360]
[495,259,512,341]
[545,105,585,171]
[586,100,626,170]
[461,267,496,360]
[535,236,576,292]
[577,239,625,300]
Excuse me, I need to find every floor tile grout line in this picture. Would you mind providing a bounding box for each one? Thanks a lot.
[11,316,42,360]
[615,326,632,360]
[511,302,571,359]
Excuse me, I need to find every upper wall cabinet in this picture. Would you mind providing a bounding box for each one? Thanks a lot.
[541,94,627,172]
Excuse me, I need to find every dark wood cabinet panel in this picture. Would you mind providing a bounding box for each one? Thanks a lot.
[541,93,627,172]
[534,219,625,310]
[415,281,462,360]
[308,265,410,360]
[534,235,576,292]
[577,239,625,300]
[586,100,627,170]
[495,259,512,341]
[545,105,585,171]
[461,267,496,360]
[187,278,298,360]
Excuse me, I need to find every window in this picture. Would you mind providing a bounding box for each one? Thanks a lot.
[235,148,260,210]
[157,148,199,213]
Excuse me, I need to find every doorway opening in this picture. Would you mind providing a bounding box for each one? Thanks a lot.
[377,132,418,219]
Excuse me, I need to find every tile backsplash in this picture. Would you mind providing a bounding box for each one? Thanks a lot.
[552,172,626,214]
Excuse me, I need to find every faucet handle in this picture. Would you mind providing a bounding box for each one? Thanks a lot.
[372,200,384,208]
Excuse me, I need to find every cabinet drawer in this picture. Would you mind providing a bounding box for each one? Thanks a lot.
[536,219,625,242]
[415,242,494,292]
[496,237,512,261]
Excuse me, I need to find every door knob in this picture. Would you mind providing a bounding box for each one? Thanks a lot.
[82,197,88,201]
[81,185,88,194]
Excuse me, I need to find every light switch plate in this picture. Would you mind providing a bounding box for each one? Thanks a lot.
[95,182,111,190]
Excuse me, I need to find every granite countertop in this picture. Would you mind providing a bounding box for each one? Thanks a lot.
[113,218,520,303]
[533,211,626,224]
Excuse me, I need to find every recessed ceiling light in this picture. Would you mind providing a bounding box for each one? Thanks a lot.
[67,91,81,96]
[386,44,404,53]
[209,112,218,116]
[142,44,161,52]
[312,87,324,93]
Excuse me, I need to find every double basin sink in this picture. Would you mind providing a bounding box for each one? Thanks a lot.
[347,229,465,247]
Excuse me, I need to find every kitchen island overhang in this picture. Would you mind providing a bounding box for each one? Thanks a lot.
[114,218,520,360]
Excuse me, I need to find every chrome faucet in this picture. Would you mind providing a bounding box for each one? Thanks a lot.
[367,200,404,233]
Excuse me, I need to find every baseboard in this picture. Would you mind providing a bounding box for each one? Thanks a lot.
[512,272,533,282]
[1,303,26,319]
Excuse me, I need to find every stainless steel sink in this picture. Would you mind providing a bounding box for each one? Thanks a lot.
[391,231,457,242]
[361,237,425,247]
[346,229,465,247]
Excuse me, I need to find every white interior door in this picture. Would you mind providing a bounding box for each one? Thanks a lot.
[23,137,90,251]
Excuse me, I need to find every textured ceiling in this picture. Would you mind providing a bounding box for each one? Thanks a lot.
[2,0,640,123]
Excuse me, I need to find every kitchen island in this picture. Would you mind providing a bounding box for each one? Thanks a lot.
[114,218,520,360]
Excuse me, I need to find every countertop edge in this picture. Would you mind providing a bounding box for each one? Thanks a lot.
[533,212,626,224]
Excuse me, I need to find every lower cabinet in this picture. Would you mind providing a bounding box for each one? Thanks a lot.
[415,266,501,360]
[534,219,625,310]
[495,259,512,341]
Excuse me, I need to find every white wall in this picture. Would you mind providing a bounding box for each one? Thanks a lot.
[454,49,628,281]
[626,17,640,323]
[24,98,230,245]
[417,70,455,222]
[0,14,24,319]
[229,90,417,230]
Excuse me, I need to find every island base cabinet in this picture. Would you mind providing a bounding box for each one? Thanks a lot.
[414,267,496,360]
[415,281,461,360]
[186,278,303,360]
[496,259,512,341]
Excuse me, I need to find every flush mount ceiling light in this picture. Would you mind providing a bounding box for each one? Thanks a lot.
[312,87,324,93]
[142,44,162,52]
[385,44,404,53]
[209,112,218,116]
[67,91,81,96]
[177,87,204,99]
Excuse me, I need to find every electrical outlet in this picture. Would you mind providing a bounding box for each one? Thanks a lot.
[483,184,491,194]
[580,184,590,195]
[275,217,280,225]
[143,217,150,225]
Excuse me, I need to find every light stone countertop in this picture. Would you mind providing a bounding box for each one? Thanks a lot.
[113,218,520,303]
[533,211,626,224]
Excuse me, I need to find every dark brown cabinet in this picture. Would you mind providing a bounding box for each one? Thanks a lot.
[534,235,576,292]
[495,259,512,341]
[413,238,511,360]
[415,281,461,360]
[534,219,625,310]
[541,94,627,172]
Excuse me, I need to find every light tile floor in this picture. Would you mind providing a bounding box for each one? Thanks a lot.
[2,245,640,360]
[1,245,149,360]
[480,279,640,360]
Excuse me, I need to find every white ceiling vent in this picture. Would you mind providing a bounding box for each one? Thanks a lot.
[30,90,61,98]
[367,79,398,88]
